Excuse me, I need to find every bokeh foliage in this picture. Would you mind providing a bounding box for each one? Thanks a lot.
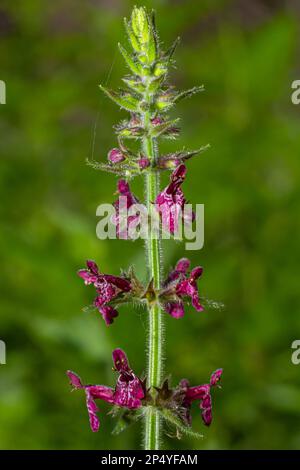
[1,0,300,449]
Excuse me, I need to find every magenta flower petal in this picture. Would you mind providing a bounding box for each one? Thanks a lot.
[112,180,142,239]
[200,394,213,426]
[185,384,210,401]
[66,372,115,432]
[104,275,131,292]
[175,258,191,274]
[156,164,190,234]
[87,385,114,402]
[85,390,100,432]
[210,368,223,387]
[112,348,145,408]
[179,369,222,427]
[94,281,116,305]
[114,375,144,408]
[112,348,130,373]
[67,370,83,389]
[176,266,204,312]
[77,270,98,285]
[163,259,204,317]
[66,348,144,432]
[164,258,191,285]
[86,260,100,275]
[165,301,185,319]
[96,305,119,325]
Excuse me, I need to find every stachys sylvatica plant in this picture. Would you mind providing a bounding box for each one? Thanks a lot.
[67,6,223,450]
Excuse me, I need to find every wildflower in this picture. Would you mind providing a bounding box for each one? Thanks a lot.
[112,179,142,239]
[67,348,145,432]
[78,260,131,325]
[156,164,194,234]
[161,258,204,318]
[178,369,223,426]
[108,148,125,164]
[113,348,145,408]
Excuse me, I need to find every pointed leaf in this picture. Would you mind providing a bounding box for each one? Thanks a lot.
[99,85,139,112]
[147,11,157,63]
[159,409,204,440]
[118,43,142,75]
[111,409,141,436]
[173,86,204,104]
[124,18,141,52]
[150,118,180,138]
[164,37,180,61]
[122,77,145,94]
[159,145,210,163]
[86,159,137,176]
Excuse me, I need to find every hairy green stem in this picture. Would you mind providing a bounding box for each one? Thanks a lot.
[142,90,163,450]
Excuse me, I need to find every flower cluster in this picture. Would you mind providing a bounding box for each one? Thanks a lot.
[178,368,223,426]
[78,260,131,325]
[108,164,195,240]
[67,347,222,433]
[67,349,145,432]
[160,257,204,318]
[77,257,204,325]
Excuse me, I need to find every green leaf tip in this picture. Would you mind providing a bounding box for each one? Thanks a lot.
[99,84,140,112]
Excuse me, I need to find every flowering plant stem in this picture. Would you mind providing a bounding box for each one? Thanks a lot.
[143,101,163,450]
[68,6,224,451]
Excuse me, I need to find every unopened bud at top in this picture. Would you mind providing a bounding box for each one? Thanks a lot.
[131,7,150,45]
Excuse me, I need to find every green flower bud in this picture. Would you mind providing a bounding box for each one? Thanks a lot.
[131,7,150,45]
[154,62,167,78]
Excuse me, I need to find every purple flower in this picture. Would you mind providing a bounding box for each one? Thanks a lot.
[67,348,145,432]
[156,164,194,234]
[108,148,125,164]
[78,260,131,325]
[179,369,223,426]
[112,348,145,408]
[162,258,204,318]
[112,179,141,239]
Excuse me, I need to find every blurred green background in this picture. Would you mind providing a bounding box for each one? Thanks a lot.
[1,0,300,450]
